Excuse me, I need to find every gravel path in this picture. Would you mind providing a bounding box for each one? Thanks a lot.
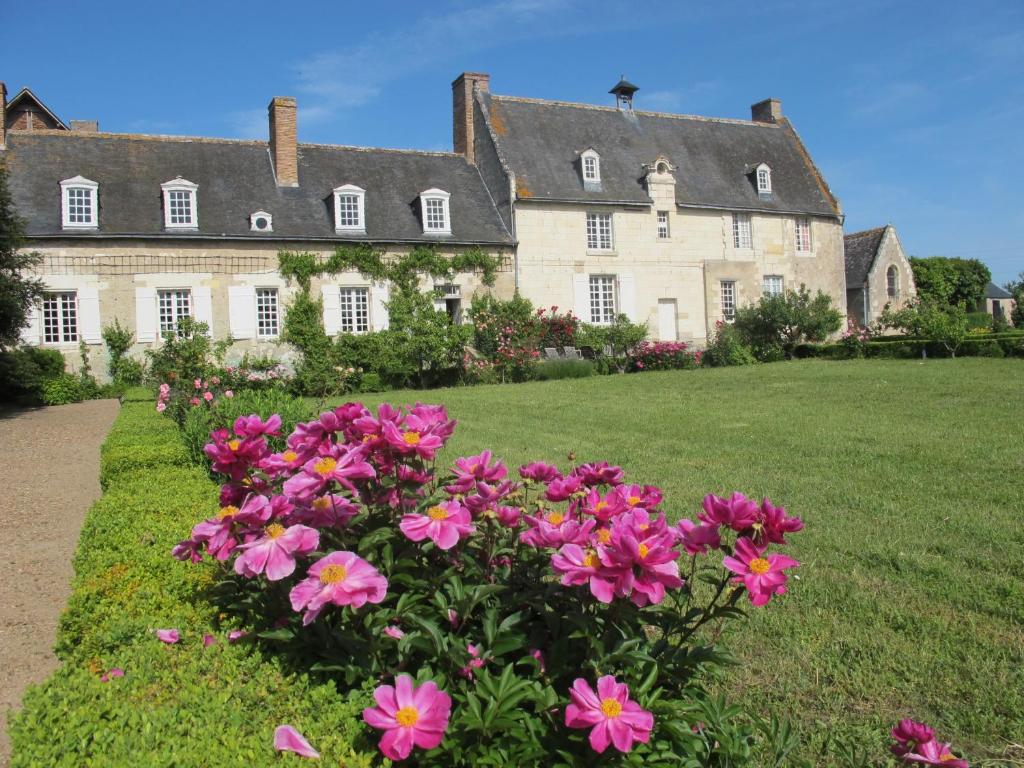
[0,399,119,767]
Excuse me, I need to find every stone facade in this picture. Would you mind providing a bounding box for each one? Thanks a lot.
[845,225,916,326]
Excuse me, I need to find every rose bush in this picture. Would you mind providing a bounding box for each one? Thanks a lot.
[173,402,808,765]
[629,341,702,371]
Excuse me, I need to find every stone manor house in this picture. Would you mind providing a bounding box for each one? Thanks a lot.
[3,73,865,372]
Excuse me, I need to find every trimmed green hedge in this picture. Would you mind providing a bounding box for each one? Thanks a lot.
[795,335,1024,361]
[9,397,374,767]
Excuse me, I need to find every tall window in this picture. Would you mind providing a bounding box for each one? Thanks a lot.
[340,287,370,333]
[763,275,784,297]
[161,179,198,229]
[60,177,99,229]
[582,150,601,183]
[586,212,613,250]
[333,185,365,231]
[589,275,616,325]
[887,266,899,298]
[795,218,811,252]
[721,280,736,320]
[732,213,752,249]
[420,189,451,234]
[158,289,192,336]
[657,211,670,239]
[42,291,78,344]
[756,164,772,193]
[256,288,280,338]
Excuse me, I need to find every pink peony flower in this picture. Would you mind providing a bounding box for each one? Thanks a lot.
[573,461,625,487]
[203,391,214,402]
[750,498,804,545]
[273,724,320,759]
[699,492,759,530]
[891,719,936,757]
[228,630,247,643]
[902,740,969,767]
[362,675,452,761]
[518,461,562,483]
[384,625,405,640]
[99,667,124,682]
[565,675,654,754]
[289,551,388,625]
[193,378,202,389]
[283,445,376,502]
[722,537,799,606]
[156,629,180,644]
[189,397,201,407]
[400,501,474,551]
[224,390,234,398]
[203,633,216,647]
[234,413,282,438]
[234,523,319,581]
[155,402,167,413]
[676,518,721,555]
[447,450,507,493]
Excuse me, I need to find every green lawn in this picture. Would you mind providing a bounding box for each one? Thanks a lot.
[339,359,1024,762]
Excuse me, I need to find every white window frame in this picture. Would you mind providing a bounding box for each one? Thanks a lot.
[420,188,451,235]
[42,290,79,344]
[339,286,370,333]
[795,217,812,252]
[581,149,601,184]
[763,275,784,298]
[256,287,280,338]
[60,176,99,230]
[586,212,614,251]
[756,163,772,194]
[588,275,617,325]
[158,288,193,336]
[333,184,366,232]
[161,178,198,229]
[250,210,274,233]
[732,213,752,249]
[657,210,670,240]
[721,280,737,320]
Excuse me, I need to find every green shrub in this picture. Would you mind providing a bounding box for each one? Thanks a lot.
[145,317,229,385]
[359,371,384,392]
[966,311,994,330]
[42,372,85,405]
[703,321,756,366]
[732,285,843,360]
[534,358,595,380]
[0,346,66,404]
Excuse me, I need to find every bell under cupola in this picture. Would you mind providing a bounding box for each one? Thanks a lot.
[609,76,639,111]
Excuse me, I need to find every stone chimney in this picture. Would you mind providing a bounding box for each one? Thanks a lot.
[0,82,7,150]
[751,98,783,123]
[268,96,298,187]
[452,72,489,165]
[70,119,99,132]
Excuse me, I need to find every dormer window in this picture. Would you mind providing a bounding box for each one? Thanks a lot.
[333,184,366,232]
[420,188,451,235]
[755,163,772,194]
[161,178,198,229]
[581,149,601,184]
[60,176,99,229]
[250,211,273,232]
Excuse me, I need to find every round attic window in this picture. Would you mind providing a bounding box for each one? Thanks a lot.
[254,216,269,230]
[656,162,670,174]
[250,212,273,232]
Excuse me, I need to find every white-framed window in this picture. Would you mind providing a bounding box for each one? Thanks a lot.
[586,212,613,251]
[333,185,366,231]
[158,288,192,336]
[732,213,752,249]
[721,280,737,319]
[763,275,784,297]
[256,288,280,338]
[795,217,811,252]
[420,188,451,235]
[250,210,273,232]
[161,178,198,229]
[657,211,670,239]
[339,287,370,333]
[589,275,617,325]
[59,176,99,229]
[42,291,78,344]
[887,266,900,298]
[581,149,601,184]
[756,163,772,194]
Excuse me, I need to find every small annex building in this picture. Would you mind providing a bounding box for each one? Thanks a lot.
[843,224,915,326]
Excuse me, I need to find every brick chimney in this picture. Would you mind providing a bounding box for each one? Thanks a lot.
[452,72,489,165]
[70,119,99,132]
[751,98,782,123]
[268,96,298,187]
[0,82,7,150]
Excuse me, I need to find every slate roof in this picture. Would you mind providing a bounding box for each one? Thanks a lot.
[985,281,1012,300]
[2,132,513,245]
[480,93,839,217]
[843,226,887,286]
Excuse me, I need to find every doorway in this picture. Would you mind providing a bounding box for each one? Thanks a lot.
[657,299,678,341]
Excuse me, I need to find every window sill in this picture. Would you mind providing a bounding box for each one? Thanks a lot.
[796,249,816,258]
[586,249,617,256]
[423,230,453,237]
[335,227,366,235]
[61,224,98,231]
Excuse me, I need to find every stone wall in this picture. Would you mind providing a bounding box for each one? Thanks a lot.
[863,227,916,324]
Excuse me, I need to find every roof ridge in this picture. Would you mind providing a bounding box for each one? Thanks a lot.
[489,94,777,128]
[298,141,458,157]
[843,226,888,239]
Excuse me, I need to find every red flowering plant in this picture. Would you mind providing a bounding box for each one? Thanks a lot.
[537,305,581,350]
[629,341,702,372]
[174,403,809,765]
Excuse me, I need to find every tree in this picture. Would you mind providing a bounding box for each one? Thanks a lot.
[880,300,970,357]
[0,161,44,349]
[909,256,991,308]
[1004,271,1024,326]
[732,285,843,359]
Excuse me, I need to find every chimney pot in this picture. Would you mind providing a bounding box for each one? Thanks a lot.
[751,98,783,123]
[452,72,490,164]
[70,119,99,132]
[269,96,298,187]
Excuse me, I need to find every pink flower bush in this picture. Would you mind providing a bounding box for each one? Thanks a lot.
[362,675,452,761]
[288,551,388,625]
[723,537,799,607]
[400,500,474,550]
[565,675,654,753]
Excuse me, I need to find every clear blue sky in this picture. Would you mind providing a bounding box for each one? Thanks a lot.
[3,0,1021,284]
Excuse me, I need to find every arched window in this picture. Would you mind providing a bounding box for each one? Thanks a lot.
[887,265,899,298]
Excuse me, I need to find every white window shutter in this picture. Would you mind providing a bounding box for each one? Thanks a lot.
[78,286,102,344]
[371,281,390,331]
[20,301,40,345]
[322,284,341,336]
[618,272,637,321]
[227,285,257,339]
[193,286,213,332]
[135,287,157,343]
[573,274,591,323]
